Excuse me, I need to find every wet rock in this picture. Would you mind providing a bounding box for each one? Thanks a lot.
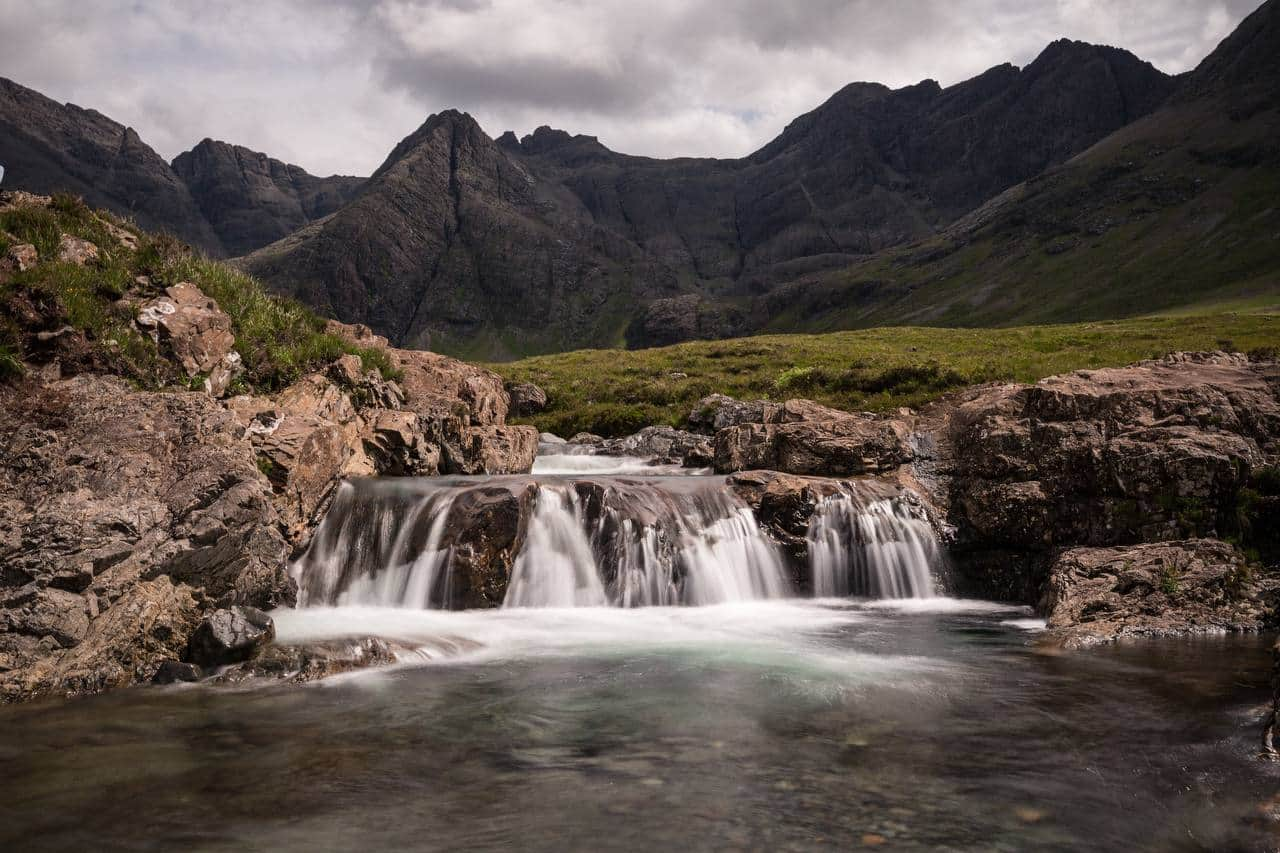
[506,381,547,416]
[442,425,539,475]
[56,234,99,266]
[186,605,275,667]
[210,637,399,685]
[152,659,202,684]
[1266,640,1279,757]
[1040,539,1277,647]
[136,282,236,380]
[593,426,713,466]
[442,484,536,608]
[568,432,604,445]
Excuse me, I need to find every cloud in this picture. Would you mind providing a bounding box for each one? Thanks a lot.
[0,0,1262,175]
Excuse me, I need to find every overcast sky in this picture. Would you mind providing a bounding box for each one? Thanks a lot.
[0,0,1260,176]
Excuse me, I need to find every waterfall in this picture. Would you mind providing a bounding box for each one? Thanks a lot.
[293,477,790,610]
[807,490,941,599]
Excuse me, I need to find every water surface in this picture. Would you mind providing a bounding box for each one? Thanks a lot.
[1,600,1275,852]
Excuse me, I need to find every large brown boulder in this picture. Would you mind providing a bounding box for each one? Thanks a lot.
[1040,539,1277,648]
[0,376,290,701]
[948,353,1280,556]
[713,399,913,476]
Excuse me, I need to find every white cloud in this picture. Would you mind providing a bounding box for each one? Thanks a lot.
[0,0,1261,175]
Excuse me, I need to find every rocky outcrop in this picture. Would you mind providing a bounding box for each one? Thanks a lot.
[0,376,291,701]
[505,381,547,416]
[1040,540,1276,647]
[947,353,1278,558]
[136,282,241,395]
[710,399,913,476]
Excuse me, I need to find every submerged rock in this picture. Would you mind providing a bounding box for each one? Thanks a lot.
[209,637,400,685]
[152,659,202,684]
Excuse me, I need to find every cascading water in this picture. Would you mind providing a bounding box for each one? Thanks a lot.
[292,475,792,610]
[292,461,945,609]
[807,488,942,598]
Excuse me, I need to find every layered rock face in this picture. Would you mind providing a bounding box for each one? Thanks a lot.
[171,139,363,257]
[940,352,1280,629]
[0,375,291,701]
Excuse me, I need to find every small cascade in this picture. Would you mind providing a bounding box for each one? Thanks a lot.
[807,489,943,599]
[293,476,790,610]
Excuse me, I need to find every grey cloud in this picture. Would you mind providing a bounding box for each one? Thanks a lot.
[0,0,1266,175]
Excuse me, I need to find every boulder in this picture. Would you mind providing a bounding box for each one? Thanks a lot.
[506,381,547,416]
[592,426,713,466]
[185,605,275,667]
[3,242,38,273]
[136,282,236,380]
[152,659,202,684]
[948,353,1280,557]
[440,484,537,608]
[713,410,913,476]
[56,234,99,266]
[442,425,539,475]
[1040,539,1277,648]
[0,376,291,702]
[689,393,781,433]
[360,409,441,476]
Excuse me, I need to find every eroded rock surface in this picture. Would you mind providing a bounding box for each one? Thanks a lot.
[0,377,290,701]
[1040,540,1277,647]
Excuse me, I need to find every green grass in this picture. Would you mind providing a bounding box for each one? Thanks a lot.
[492,313,1280,437]
[0,194,399,392]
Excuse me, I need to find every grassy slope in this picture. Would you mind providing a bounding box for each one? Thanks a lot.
[760,97,1280,334]
[492,312,1280,437]
[0,194,396,392]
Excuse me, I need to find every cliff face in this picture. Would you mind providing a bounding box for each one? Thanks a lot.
[243,40,1174,356]
[0,77,223,255]
[171,139,364,257]
[762,0,1280,335]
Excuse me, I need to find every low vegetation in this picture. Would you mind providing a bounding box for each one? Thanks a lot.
[493,314,1280,437]
[0,193,397,392]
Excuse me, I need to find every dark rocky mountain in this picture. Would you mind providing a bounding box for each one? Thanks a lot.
[171,139,364,257]
[762,0,1280,333]
[0,77,223,254]
[244,39,1174,357]
[0,78,364,259]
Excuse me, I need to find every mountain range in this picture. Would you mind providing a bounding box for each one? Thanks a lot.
[1,0,1276,359]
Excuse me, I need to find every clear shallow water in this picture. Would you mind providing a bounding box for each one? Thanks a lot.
[1,600,1276,852]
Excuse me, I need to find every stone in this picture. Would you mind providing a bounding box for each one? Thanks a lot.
[688,394,781,433]
[4,243,38,273]
[591,425,714,466]
[136,282,236,378]
[185,606,275,667]
[948,353,1280,561]
[152,659,202,684]
[1040,539,1277,647]
[713,405,913,476]
[442,425,539,475]
[361,409,440,476]
[209,637,399,685]
[56,234,99,266]
[506,381,547,416]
